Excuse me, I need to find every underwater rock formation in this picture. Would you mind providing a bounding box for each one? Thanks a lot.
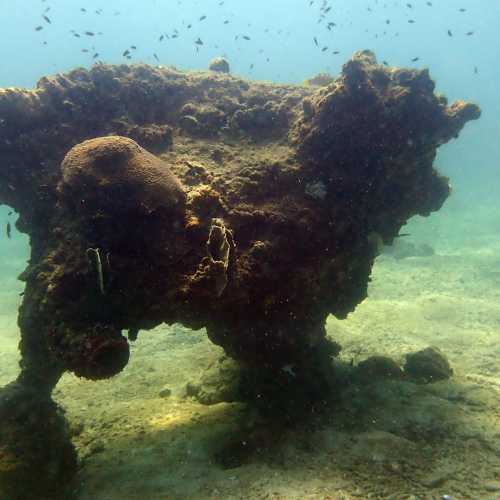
[0,50,479,497]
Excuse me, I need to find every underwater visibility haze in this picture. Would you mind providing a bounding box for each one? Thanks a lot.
[0,1,499,499]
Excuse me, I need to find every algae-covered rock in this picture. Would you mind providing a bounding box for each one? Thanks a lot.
[187,356,241,405]
[355,355,405,382]
[404,346,453,383]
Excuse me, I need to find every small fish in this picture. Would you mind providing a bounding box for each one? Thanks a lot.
[408,19,415,24]
[223,20,229,24]
[313,36,318,46]
[447,29,453,37]
[466,31,474,36]
[411,57,419,62]
[80,7,87,12]
[474,66,478,74]
[242,35,251,40]
[43,15,51,23]
[131,45,137,50]
[195,37,203,45]
[199,15,206,21]
[122,49,130,56]
[321,46,328,52]
[153,53,159,61]
[93,53,99,59]
[35,26,43,31]
[85,31,95,36]
[6,222,11,239]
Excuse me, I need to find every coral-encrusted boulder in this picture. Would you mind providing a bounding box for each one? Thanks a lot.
[0,53,481,382]
[0,53,481,500]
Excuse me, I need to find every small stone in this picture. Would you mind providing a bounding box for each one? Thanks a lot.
[158,386,172,398]
[483,481,500,492]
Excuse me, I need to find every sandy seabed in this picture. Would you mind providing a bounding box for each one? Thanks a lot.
[1,200,499,500]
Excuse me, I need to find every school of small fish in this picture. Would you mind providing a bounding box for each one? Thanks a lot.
[29,0,480,74]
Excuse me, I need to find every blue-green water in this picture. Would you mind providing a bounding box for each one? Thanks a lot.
[1,1,499,499]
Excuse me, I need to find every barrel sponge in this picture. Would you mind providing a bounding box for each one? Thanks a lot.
[58,135,186,214]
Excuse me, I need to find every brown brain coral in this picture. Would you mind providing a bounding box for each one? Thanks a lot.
[58,135,186,215]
